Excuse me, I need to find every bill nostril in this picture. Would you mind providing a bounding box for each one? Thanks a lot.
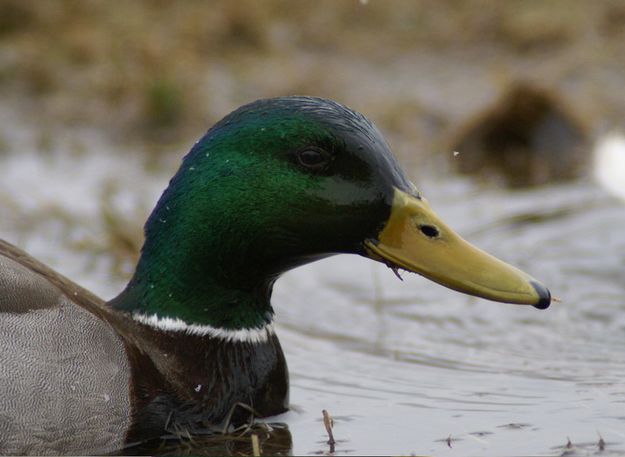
[419,224,440,239]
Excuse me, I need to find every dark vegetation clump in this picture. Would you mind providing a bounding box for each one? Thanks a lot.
[450,84,588,187]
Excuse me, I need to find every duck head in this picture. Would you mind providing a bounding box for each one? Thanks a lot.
[113,96,550,330]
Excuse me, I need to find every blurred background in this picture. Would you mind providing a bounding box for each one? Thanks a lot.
[1,1,625,455]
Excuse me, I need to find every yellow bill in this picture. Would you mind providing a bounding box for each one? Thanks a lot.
[365,188,551,309]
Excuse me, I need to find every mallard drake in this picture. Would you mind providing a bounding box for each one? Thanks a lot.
[0,96,550,454]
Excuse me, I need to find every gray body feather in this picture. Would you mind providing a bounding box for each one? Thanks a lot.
[0,254,131,455]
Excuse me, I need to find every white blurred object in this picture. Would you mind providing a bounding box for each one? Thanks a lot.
[594,132,625,201]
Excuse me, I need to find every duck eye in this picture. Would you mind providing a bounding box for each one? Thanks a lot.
[295,147,330,172]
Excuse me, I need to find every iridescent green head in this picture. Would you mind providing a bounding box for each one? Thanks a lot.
[111,96,550,331]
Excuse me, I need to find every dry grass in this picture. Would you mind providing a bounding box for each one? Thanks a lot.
[1,0,622,148]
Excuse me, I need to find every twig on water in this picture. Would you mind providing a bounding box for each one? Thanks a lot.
[322,409,336,453]
[251,433,260,457]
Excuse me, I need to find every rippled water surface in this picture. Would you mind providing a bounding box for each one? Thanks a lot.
[1,136,624,455]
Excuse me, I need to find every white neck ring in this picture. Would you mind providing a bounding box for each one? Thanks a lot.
[132,313,275,344]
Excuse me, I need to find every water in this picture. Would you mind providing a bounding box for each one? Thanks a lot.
[1,129,624,455]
